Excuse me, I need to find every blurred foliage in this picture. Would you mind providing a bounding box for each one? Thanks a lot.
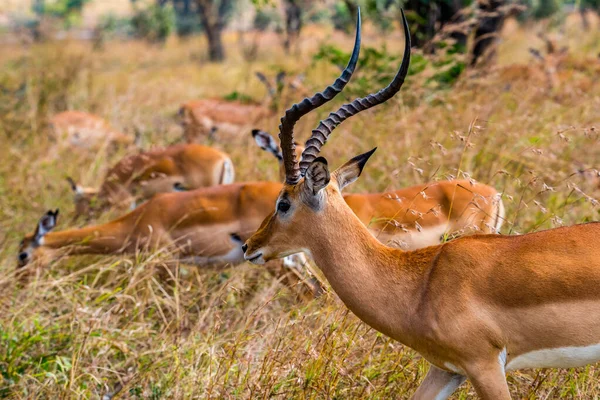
[531,0,561,18]
[131,2,176,43]
[32,0,91,28]
[332,1,355,33]
[223,90,257,103]
[312,40,466,98]
[254,5,282,31]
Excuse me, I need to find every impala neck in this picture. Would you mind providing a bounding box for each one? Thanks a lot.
[42,221,130,255]
[307,191,432,343]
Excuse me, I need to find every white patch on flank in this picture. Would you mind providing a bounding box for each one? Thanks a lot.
[498,348,507,372]
[493,194,506,233]
[443,362,463,375]
[381,224,448,250]
[506,343,600,371]
[221,158,235,184]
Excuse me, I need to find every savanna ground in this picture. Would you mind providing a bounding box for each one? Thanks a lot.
[1,13,600,399]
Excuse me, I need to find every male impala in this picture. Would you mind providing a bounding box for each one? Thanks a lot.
[67,143,234,218]
[180,71,306,143]
[252,129,504,248]
[244,11,600,399]
[49,110,134,150]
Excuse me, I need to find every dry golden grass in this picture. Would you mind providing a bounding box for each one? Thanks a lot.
[1,16,600,399]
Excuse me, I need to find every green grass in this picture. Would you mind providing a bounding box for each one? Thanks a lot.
[1,17,600,399]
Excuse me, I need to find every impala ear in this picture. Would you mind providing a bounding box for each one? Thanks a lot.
[34,209,59,244]
[304,157,330,196]
[255,72,275,96]
[66,177,79,193]
[334,148,377,191]
[252,129,282,160]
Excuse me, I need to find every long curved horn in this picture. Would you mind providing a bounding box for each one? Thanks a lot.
[279,9,362,185]
[299,9,411,175]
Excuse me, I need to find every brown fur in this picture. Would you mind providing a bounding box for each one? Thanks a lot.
[49,111,133,150]
[72,143,233,218]
[244,157,600,399]
[180,99,272,143]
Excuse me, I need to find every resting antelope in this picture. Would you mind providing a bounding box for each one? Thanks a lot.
[49,111,134,150]
[252,129,504,248]
[18,183,320,300]
[244,11,600,399]
[66,143,234,218]
[180,71,306,143]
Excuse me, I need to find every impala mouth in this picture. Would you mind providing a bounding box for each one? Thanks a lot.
[244,252,265,265]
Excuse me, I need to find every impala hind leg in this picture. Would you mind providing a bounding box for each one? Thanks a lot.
[464,361,511,400]
[411,365,465,400]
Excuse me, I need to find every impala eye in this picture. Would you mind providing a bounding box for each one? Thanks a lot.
[277,201,290,213]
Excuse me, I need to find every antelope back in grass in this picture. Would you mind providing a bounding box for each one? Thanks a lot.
[253,129,504,249]
[67,143,234,218]
[49,111,134,150]
[179,70,307,143]
[17,183,320,300]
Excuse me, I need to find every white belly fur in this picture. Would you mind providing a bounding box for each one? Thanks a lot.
[373,224,448,250]
[506,344,600,370]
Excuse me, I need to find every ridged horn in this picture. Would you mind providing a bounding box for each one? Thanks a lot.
[278,9,362,184]
[299,9,411,175]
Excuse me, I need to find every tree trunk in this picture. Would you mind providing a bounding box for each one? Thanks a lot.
[205,22,225,61]
[284,0,302,53]
[196,0,227,62]
[471,0,506,66]
[439,0,467,50]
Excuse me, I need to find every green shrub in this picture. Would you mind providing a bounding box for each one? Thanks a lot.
[131,3,176,43]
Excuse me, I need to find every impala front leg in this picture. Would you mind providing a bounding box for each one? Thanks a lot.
[412,364,466,400]
[465,360,511,400]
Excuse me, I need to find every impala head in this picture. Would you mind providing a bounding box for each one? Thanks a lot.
[244,149,376,263]
[17,209,59,268]
[244,9,411,264]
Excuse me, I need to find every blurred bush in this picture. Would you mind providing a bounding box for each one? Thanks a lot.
[254,6,282,31]
[131,2,176,43]
[312,40,466,100]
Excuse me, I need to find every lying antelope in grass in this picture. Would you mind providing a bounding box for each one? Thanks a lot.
[252,129,504,248]
[49,111,135,150]
[18,183,320,300]
[180,71,306,143]
[66,143,234,219]
[244,11,600,399]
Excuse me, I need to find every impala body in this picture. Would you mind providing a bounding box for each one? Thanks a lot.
[253,129,504,248]
[180,72,306,143]
[49,111,133,150]
[18,182,320,299]
[180,99,271,143]
[243,10,600,398]
[69,143,234,217]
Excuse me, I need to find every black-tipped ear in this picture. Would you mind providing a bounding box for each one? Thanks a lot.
[34,209,59,242]
[252,129,282,160]
[334,148,377,191]
[66,177,77,192]
[304,157,330,195]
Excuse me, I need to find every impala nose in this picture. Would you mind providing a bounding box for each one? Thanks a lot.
[242,243,248,253]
